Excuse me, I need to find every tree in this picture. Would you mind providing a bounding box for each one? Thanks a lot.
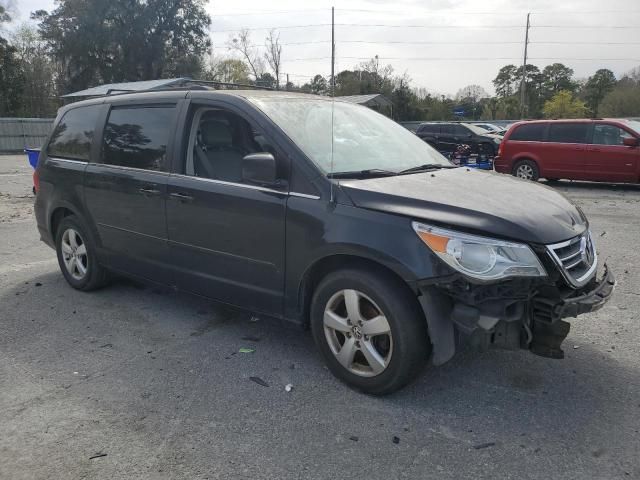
[541,63,575,98]
[0,38,24,116]
[264,29,282,90]
[256,72,276,89]
[599,82,640,117]
[543,90,588,118]
[392,72,420,121]
[0,2,24,116]
[493,64,519,97]
[228,28,264,81]
[301,74,327,95]
[11,23,59,116]
[583,69,617,116]
[0,2,11,25]
[34,0,211,93]
[205,58,251,84]
[455,85,489,102]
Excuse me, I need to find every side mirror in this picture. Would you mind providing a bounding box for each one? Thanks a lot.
[242,152,278,186]
[623,137,639,147]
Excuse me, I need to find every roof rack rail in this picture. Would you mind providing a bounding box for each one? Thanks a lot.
[109,79,274,97]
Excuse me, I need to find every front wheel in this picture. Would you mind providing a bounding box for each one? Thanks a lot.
[512,159,540,181]
[311,267,430,395]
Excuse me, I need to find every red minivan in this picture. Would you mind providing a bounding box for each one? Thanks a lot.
[494,119,640,183]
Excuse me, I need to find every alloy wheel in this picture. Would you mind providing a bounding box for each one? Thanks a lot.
[323,289,393,377]
[61,228,88,281]
[516,164,534,180]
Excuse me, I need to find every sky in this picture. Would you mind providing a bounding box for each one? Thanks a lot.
[8,0,640,96]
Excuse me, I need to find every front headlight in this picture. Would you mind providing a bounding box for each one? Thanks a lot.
[412,222,546,281]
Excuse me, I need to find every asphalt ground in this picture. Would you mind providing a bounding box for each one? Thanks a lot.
[1,154,639,479]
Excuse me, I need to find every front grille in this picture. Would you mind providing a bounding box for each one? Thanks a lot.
[546,231,597,288]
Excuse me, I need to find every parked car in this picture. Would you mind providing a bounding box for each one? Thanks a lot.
[472,122,502,133]
[416,122,501,156]
[398,120,424,133]
[494,119,640,183]
[34,91,614,394]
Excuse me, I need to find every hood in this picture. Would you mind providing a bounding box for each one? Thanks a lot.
[339,168,587,244]
[482,133,503,140]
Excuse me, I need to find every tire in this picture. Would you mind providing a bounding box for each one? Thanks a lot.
[481,142,497,156]
[310,267,430,395]
[512,159,539,181]
[55,215,108,291]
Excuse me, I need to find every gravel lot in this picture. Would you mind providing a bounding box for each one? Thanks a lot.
[1,154,639,479]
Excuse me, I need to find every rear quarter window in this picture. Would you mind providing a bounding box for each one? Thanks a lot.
[47,105,102,161]
[509,123,546,141]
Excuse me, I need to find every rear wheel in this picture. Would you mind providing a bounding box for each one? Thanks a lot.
[55,215,108,291]
[311,267,430,395]
[512,159,539,181]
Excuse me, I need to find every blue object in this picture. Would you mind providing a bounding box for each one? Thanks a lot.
[24,148,41,169]
[453,108,465,116]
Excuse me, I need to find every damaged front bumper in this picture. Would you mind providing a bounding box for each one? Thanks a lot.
[417,264,616,365]
[529,265,615,359]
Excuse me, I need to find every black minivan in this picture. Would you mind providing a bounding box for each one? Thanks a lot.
[34,90,614,394]
[416,122,502,156]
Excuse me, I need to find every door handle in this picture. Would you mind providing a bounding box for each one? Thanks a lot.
[169,192,194,202]
[138,186,161,196]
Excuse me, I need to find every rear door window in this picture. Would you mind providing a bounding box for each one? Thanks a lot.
[47,105,101,161]
[592,124,634,146]
[547,123,589,144]
[102,106,175,171]
[441,124,454,135]
[454,125,470,136]
[509,123,546,141]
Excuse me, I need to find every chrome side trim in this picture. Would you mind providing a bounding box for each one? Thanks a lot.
[93,163,170,176]
[289,192,321,200]
[48,157,89,165]
[170,173,287,195]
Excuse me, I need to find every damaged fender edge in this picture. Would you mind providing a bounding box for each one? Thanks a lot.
[417,287,455,366]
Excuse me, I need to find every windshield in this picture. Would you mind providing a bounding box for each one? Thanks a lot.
[251,98,451,174]
[465,123,492,135]
[623,119,640,135]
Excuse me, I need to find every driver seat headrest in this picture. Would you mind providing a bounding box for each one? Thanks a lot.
[200,120,233,148]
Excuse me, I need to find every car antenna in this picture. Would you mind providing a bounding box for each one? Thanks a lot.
[329,5,336,204]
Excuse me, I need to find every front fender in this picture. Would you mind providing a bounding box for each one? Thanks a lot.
[283,198,453,321]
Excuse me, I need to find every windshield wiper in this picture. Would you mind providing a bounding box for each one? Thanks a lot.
[397,163,457,175]
[327,169,397,179]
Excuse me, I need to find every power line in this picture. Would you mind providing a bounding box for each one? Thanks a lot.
[211,24,330,33]
[334,56,640,62]
[336,8,640,15]
[533,25,638,29]
[211,22,639,33]
[213,9,327,16]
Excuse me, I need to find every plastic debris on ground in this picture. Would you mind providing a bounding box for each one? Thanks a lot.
[284,383,293,392]
[249,376,269,387]
[239,347,255,354]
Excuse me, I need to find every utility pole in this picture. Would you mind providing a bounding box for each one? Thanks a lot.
[286,73,290,91]
[331,6,335,97]
[519,12,530,118]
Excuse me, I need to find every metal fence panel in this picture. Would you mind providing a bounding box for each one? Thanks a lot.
[0,118,54,153]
